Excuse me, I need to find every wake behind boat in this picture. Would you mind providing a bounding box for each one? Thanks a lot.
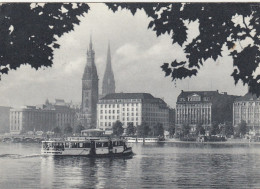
[41,129,133,157]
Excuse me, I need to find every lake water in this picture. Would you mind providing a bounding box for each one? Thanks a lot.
[0,142,260,189]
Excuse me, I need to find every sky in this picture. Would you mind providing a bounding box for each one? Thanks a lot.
[0,3,248,108]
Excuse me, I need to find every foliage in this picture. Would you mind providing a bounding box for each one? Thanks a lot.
[107,3,260,96]
[210,121,220,135]
[74,124,85,134]
[219,121,234,136]
[52,126,61,134]
[64,124,73,134]
[112,121,124,136]
[151,123,164,137]
[0,3,89,78]
[168,125,175,137]
[195,123,205,135]
[237,120,247,136]
[136,123,150,137]
[181,123,190,136]
[126,122,136,136]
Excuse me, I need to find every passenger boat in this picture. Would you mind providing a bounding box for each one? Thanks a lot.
[41,129,133,157]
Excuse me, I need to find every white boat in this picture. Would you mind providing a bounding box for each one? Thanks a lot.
[41,129,133,157]
[125,137,159,143]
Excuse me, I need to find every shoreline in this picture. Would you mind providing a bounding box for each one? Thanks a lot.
[161,139,260,145]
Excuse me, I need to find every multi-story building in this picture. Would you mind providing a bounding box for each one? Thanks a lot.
[0,106,11,133]
[233,92,260,134]
[79,36,99,128]
[10,99,76,134]
[102,42,115,97]
[45,99,76,129]
[97,93,170,131]
[10,106,56,134]
[175,90,238,133]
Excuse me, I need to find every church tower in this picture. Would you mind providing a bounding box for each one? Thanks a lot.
[102,42,115,96]
[81,36,99,128]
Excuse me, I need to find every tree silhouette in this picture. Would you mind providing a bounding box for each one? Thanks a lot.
[0,3,89,78]
[112,121,124,137]
[126,122,136,136]
[74,124,85,134]
[107,3,260,95]
[137,123,151,137]
[64,124,73,134]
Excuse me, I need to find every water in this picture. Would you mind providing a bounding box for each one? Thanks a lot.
[0,142,260,189]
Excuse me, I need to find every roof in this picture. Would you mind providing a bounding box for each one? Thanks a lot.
[177,90,219,100]
[235,93,260,101]
[101,93,155,100]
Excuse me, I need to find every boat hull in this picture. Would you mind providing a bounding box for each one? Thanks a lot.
[41,147,133,158]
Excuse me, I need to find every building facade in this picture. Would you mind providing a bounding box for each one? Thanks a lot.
[80,36,99,128]
[233,93,260,134]
[176,90,238,133]
[0,106,11,133]
[10,100,76,134]
[97,93,170,131]
[45,99,76,130]
[102,42,115,97]
[10,106,56,134]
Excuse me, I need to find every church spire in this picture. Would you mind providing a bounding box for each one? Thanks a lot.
[89,34,93,50]
[102,41,115,96]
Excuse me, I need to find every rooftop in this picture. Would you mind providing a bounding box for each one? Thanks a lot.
[235,93,260,101]
[101,93,155,100]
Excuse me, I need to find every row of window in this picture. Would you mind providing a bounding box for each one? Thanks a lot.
[100,110,120,114]
[100,116,119,120]
[99,103,140,108]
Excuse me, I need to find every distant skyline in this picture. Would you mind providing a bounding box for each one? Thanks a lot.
[0,3,248,108]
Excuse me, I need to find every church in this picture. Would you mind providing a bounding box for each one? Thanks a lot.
[79,36,115,128]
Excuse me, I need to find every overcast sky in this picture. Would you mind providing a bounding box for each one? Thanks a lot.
[0,3,248,108]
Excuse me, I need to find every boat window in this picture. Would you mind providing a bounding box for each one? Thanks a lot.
[113,141,118,146]
[96,142,102,148]
[83,142,91,148]
[79,143,84,148]
[65,142,70,148]
[103,142,108,147]
[118,141,124,146]
[71,142,78,148]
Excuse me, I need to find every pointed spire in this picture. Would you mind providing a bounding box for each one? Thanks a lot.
[89,34,93,50]
[107,41,111,68]
[102,41,115,96]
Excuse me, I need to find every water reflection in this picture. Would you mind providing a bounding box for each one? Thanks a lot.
[40,156,132,189]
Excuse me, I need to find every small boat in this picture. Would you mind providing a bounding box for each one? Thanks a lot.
[41,129,133,157]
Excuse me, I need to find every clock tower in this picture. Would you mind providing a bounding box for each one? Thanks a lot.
[81,35,99,128]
